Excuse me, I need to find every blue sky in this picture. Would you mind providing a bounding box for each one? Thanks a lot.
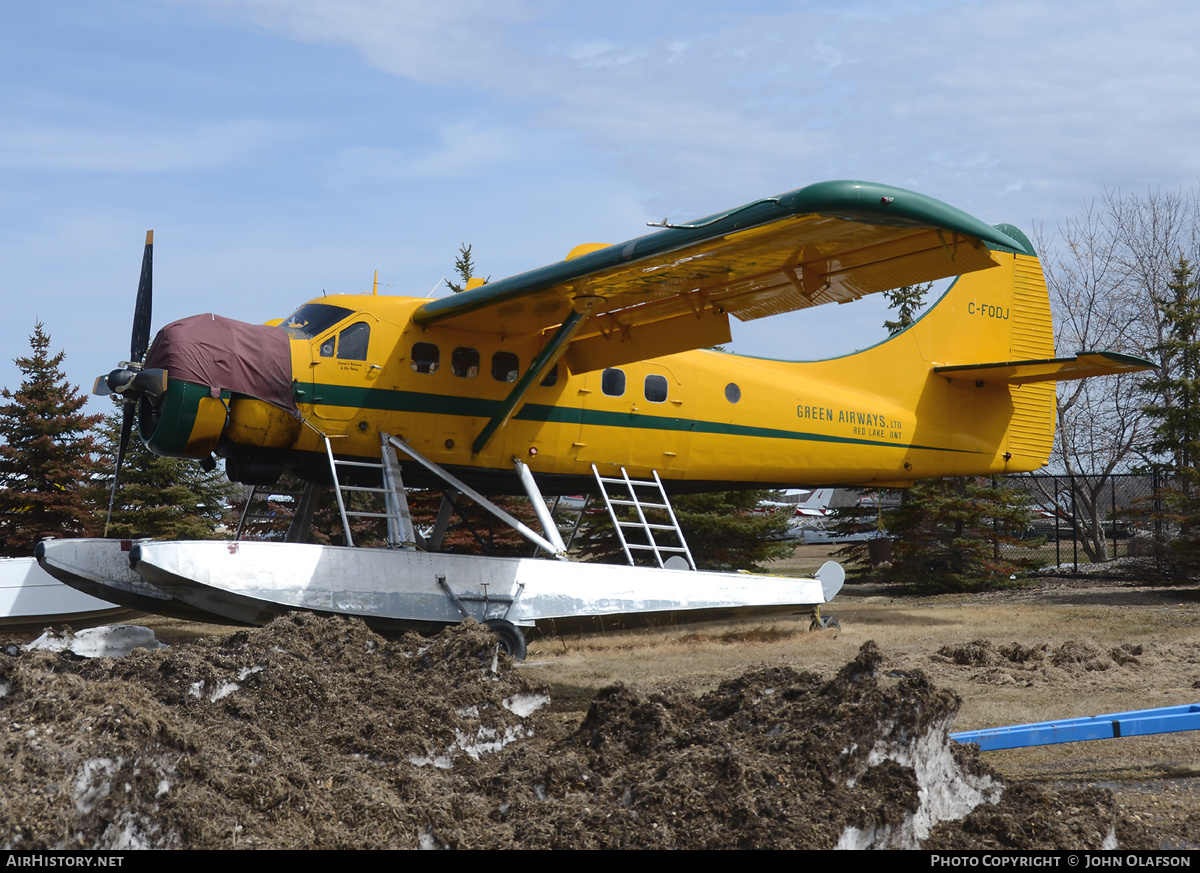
[3,0,1199,410]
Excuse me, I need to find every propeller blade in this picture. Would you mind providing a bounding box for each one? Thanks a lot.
[130,230,153,363]
[104,401,137,536]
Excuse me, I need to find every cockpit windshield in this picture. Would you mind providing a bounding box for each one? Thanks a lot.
[281,303,354,339]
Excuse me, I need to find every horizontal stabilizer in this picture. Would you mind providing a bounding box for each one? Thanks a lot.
[934,351,1156,385]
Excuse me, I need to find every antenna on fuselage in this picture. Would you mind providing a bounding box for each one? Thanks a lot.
[373,270,378,296]
[427,277,445,297]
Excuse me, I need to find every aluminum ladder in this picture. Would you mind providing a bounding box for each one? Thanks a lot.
[322,433,417,549]
[591,464,696,570]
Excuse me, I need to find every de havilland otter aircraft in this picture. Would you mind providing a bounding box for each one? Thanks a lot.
[38,180,1151,655]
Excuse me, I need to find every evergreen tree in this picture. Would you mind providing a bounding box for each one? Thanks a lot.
[575,489,791,571]
[0,323,103,555]
[882,283,931,334]
[1139,257,1200,571]
[671,490,792,571]
[445,243,487,293]
[882,477,1040,590]
[94,410,238,539]
[1141,258,1200,478]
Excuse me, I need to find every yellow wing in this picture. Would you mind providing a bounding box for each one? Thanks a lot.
[414,180,1031,372]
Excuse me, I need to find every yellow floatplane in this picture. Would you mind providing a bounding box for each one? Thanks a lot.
[38,180,1150,655]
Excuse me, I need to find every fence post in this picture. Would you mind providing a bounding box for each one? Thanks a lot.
[1111,481,1118,560]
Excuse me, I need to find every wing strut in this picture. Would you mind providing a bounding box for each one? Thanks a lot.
[387,434,568,559]
[471,306,591,455]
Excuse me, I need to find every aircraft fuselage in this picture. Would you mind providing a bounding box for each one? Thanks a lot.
[142,247,1057,494]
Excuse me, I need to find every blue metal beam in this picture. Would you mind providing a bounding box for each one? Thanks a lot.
[951,703,1200,751]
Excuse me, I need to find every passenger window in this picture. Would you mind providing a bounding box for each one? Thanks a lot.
[725,382,741,403]
[337,322,370,361]
[491,351,519,383]
[601,368,625,397]
[644,374,668,403]
[451,347,480,378]
[540,363,559,387]
[411,342,440,374]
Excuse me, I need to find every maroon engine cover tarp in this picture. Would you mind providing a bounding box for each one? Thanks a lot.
[143,314,298,414]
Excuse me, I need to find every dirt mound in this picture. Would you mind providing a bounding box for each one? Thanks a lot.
[925,783,1128,850]
[936,639,1049,667]
[0,618,1154,849]
[933,638,1145,685]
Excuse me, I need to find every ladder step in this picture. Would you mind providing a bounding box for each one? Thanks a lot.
[334,459,384,469]
[609,499,669,510]
[616,521,682,531]
[597,479,664,491]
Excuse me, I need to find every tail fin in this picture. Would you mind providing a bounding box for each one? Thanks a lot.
[897,225,1152,474]
[796,487,834,514]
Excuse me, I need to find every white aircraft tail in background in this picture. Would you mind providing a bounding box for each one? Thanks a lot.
[794,488,834,518]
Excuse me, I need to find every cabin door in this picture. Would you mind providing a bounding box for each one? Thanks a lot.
[308,317,382,426]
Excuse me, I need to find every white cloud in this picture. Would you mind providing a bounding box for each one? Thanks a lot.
[177,0,544,86]
[161,0,1200,216]
[0,119,296,172]
[330,122,522,186]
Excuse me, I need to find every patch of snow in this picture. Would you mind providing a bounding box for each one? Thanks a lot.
[27,625,165,658]
[837,822,901,850]
[74,758,118,815]
[409,754,453,769]
[456,725,530,760]
[410,722,532,769]
[1037,557,1143,576]
[836,714,1002,850]
[189,669,260,702]
[209,681,240,702]
[502,693,550,718]
[98,810,178,850]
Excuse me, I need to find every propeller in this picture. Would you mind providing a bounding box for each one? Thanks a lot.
[98,231,158,534]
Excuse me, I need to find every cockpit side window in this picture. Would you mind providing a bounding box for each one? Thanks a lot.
[411,342,440,374]
[338,322,370,361]
[282,303,355,339]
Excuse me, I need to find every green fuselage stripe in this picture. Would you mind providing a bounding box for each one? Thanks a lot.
[295,381,981,455]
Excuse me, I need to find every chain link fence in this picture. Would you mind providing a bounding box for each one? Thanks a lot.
[1000,472,1166,576]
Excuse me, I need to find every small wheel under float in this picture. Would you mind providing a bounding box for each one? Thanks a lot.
[483,618,528,661]
[810,612,841,632]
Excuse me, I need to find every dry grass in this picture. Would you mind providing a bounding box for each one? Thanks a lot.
[54,560,1200,843]
[520,573,1200,812]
